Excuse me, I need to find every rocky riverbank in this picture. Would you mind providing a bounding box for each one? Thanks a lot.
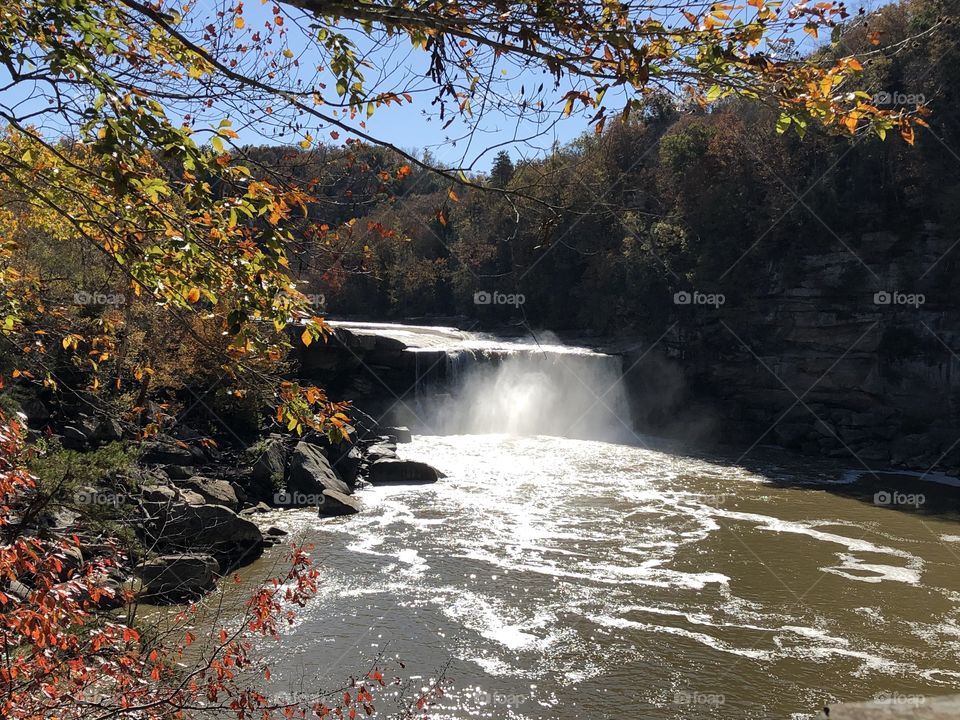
[2,386,440,605]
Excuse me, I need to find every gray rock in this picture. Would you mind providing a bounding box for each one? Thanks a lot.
[366,443,397,462]
[240,501,272,516]
[288,441,351,496]
[180,476,239,511]
[318,489,362,516]
[143,502,263,569]
[141,484,179,504]
[367,459,439,484]
[178,489,207,505]
[137,554,219,601]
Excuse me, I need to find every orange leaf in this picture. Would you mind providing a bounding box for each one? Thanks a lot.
[186,288,200,303]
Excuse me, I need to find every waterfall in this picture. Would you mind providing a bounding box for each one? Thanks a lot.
[326,321,634,443]
[427,350,633,442]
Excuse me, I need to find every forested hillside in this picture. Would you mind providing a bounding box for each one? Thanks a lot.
[271,0,955,338]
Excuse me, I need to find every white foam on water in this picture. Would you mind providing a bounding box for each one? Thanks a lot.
[594,614,772,660]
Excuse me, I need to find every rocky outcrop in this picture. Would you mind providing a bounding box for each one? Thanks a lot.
[618,239,960,474]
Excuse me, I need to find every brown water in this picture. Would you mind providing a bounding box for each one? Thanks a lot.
[245,434,960,719]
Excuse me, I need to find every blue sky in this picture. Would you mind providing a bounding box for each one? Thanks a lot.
[0,0,885,174]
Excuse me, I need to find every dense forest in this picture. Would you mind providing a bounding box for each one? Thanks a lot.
[255,0,956,337]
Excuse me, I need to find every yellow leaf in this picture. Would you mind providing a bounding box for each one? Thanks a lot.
[186,288,200,303]
[234,15,244,29]
[301,327,313,347]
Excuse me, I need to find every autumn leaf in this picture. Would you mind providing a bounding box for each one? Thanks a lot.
[186,288,201,303]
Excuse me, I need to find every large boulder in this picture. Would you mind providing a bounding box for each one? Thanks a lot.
[143,502,263,569]
[367,459,439,484]
[179,476,240,511]
[287,442,351,497]
[318,489,362,517]
[137,554,219,602]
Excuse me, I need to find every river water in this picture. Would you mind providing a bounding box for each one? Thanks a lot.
[250,324,960,718]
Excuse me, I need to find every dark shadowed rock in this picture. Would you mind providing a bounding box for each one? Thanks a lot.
[92,416,124,443]
[62,425,88,450]
[251,437,289,485]
[141,439,201,466]
[137,554,219,601]
[329,446,362,486]
[367,458,439,484]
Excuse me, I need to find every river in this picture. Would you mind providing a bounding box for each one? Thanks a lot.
[248,324,960,719]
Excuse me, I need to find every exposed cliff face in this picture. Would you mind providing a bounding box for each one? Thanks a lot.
[623,232,960,474]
